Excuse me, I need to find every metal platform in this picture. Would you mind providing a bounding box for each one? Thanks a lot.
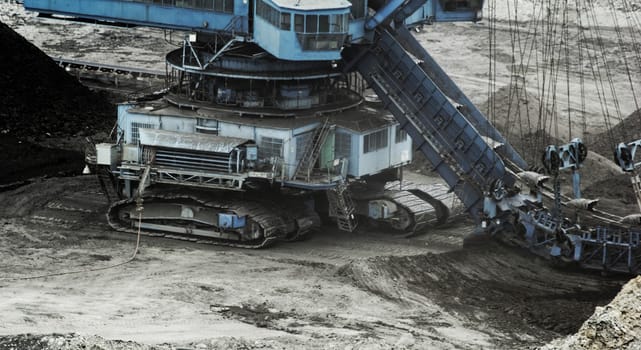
[50,56,165,79]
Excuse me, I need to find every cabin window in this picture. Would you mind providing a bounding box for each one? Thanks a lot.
[349,0,366,19]
[280,13,291,30]
[260,136,284,160]
[131,122,155,144]
[294,14,304,32]
[224,0,233,12]
[364,129,388,154]
[440,0,482,10]
[295,13,348,34]
[256,0,280,27]
[395,125,408,143]
[335,132,351,159]
[306,15,317,33]
[331,14,348,32]
[156,0,233,13]
[196,118,219,135]
[318,15,330,32]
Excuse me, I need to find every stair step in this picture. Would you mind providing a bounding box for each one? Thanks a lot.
[327,184,358,232]
[292,119,333,182]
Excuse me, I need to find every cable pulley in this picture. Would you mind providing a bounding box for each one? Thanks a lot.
[542,145,561,175]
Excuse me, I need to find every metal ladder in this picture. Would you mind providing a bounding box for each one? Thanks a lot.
[292,118,334,182]
[326,182,358,232]
[96,168,120,203]
[368,71,482,213]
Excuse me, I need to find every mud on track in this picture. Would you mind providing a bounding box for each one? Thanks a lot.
[0,175,626,349]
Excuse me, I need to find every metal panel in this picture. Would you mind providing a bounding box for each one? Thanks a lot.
[139,128,249,154]
[96,143,119,166]
[218,213,246,229]
[154,148,233,173]
[272,0,350,11]
[24,0,249,33]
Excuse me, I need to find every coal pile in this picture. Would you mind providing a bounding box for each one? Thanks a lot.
[0,20,113,138]
[0,20,115,185]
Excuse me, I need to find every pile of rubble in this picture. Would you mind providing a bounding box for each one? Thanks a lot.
[541,276,641,350]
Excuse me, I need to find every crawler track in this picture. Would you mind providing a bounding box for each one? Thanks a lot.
[380,190,436,237]
[382,181,459,237]
[107,190,313,249]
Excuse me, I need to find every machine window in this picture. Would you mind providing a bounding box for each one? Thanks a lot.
[294,14,304,32]
[335,132,352,159]
[440,0,482,10]
[256,0,280,27]
[224,0,233,12]
[280,13,291,30]
[260,136,284,160]
[395,125,408,143]
[318,15,329,33]
[364,129,388,153]
[131,122,155,144]
[142,0,233,12]
[331,14,348,32]
[349,0,366,19]
[306,14,317,33]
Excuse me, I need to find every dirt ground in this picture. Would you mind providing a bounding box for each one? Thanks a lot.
[1,1,641,349]
[0,175,628,349]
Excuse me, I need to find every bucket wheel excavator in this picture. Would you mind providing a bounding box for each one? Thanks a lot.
[23,0,641,274]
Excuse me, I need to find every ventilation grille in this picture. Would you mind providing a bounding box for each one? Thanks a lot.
[154,147,232,173]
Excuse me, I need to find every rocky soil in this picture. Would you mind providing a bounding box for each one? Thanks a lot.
[541,276,641,350]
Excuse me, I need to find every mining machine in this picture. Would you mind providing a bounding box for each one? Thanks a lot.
[23,0,641,274]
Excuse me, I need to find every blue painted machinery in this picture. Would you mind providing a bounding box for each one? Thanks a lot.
[23,0,640,273]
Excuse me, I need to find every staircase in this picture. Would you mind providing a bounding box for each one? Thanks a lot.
[96,168,120,203]
[326,182,358,232]
[224,16,242,34]
[292,118,334,182]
